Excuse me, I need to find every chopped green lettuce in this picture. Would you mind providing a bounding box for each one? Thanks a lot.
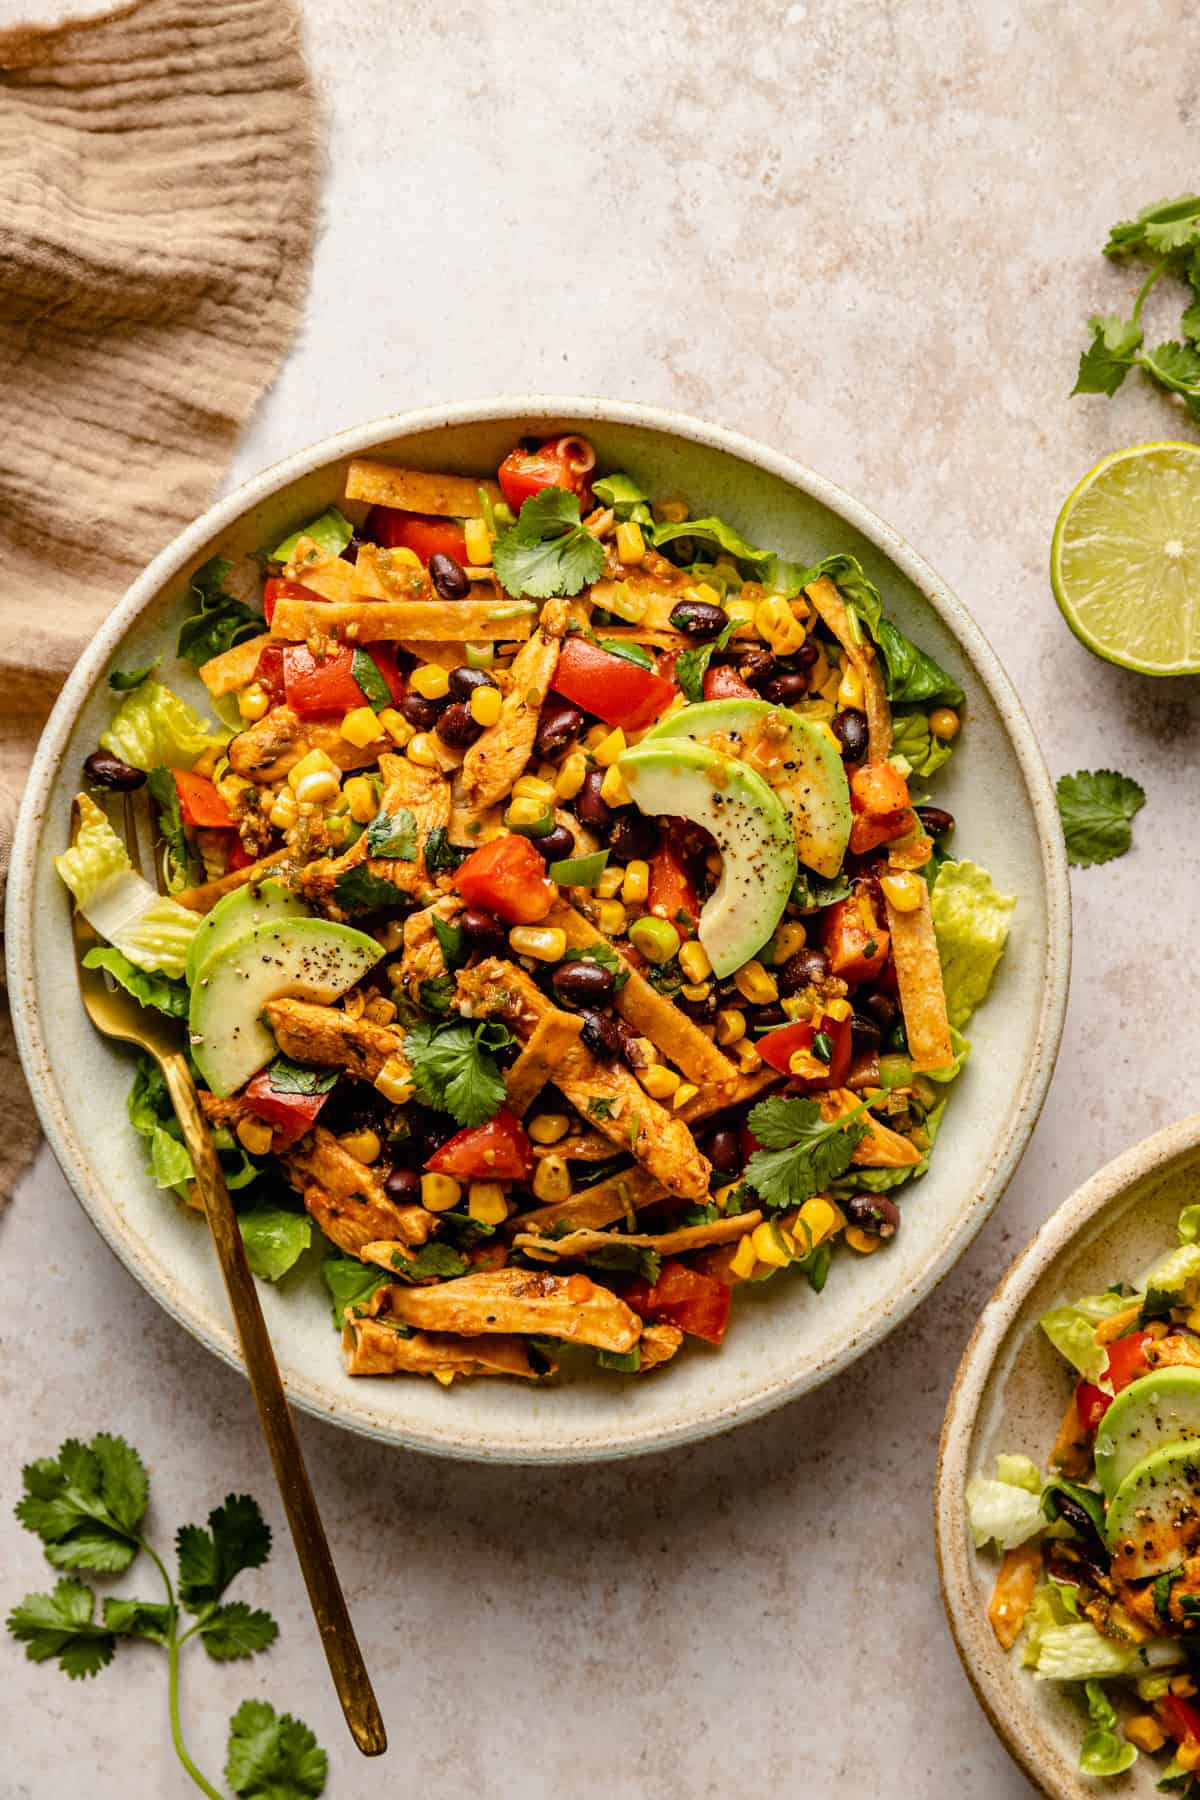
[82,947,188,1017]
[930,860,1017,1030]
[1137,1243,1200,1321]
[1040,1289,1134,1384]
[55,794,200,978]
[1179,1205,1200,1244]
[966,1455,1046,1550]
[270,507,354,563]
[889,710,955,779]
[799,552,964,705]
[590,473,653,526]
[1079,1680,1138,1777]
[995,1453,1042,1493]
[321,1256,390,1328]
[1030,1620,1182,1681]
[126,1057,194,1198]
[100,681,228,774]
[238,1208,311,1282]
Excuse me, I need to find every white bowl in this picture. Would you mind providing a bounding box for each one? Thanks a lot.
[7,397,1071,1462]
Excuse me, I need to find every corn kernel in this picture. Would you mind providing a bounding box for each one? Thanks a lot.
[769,921,807,963]
[789,1049,827,1080]
[236,1115,274,1157]
[595,865,626,898]
[340,705,385,749]
[343,775,378,824]
[532,1155,572,1204]
[508,924,567,962]
[468,1181,509,1225]
[678,939,712,983]
[1124,1716,1166,1754]
[672,1082,700,1109]
[338,1127,381,1165]
[1173,1675,1200,1697]
[363,997,397,1026]
[798,1198,839,1246]
[269,788,299,832]
[238,681,269,723]
[512,774,556,807]
[837,663,864,709]
[1178,1738,1200,1773]
[823,997,852,1023]
[752,1221,792,1268]
[734,960,778,1005]
[554,749,588,800]
[615,520,646,565]
[715,1007,746,1046]
[585,722,611,750]
[377,707,414,747]
[930,706,960,740]
[655,497,689,524]
[599,764,631,807]
[605,582,648,623]
[407,732,439,768]
[726,596,757,631]
[464,517,492,566]
[374,1055,415,1104]
[732,1037,762,1072]
[529,1112,570,1145]
[629,1036,660,1066]
[729,1235,759,1280]
[638,1064,681,1100]
[431,1368,456,1387]
[845,1226,882,1254]
[880,870,925,913]
[680,982,711,1002]
[295,769,340,807]
[287,747,336,791]
[421,1172,462,1211]
[594,899,627,936]
[469,683,502,728]
[621,859,650,904]
[391,546,422,568]
[755,596,806,655]
[591,727,627,768]
[506,795,552,828]
[410,663,451,700]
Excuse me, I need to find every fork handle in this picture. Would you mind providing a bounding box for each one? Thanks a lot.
[162,1055,386,1757]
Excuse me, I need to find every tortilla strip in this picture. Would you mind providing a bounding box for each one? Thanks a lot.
[461,617,566,809]
[513,1211,761,1263]
[675,1065,781,1123]
[345,459,501,519]
[379,1267,641,1353]
[554,902,737,1090]
[805,574,892,761]
[342,1319,540,1379]
[884,884,953,1072]
[199,632,271,697]
[270,594,536,644]
[282,535,359,601]
[505,1011,585,1116]
[506,1164,665,1237]
[176,847,295,913]
[817,1088,922,1168]
[535,1130,616,1161]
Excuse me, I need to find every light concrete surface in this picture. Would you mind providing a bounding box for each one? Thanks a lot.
[4,2,1199,1794]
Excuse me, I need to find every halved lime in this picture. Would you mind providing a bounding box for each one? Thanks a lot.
[1051,441,1200,675]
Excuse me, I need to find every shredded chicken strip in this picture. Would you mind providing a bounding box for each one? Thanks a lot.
[398,895,464,1002]
[377,1266,641,1353]
[343,1319,541,1379]
[263,997,408,1084]
[636,1324,684,1372]
[817,1089,922,1168]
[460,604,568,809]
[283,1128,432,1252]
[513,1211,761,1263]
[805,575,892,761]
[534,1131,615,1162]
[298,754,451,911]
[228,704,379,784]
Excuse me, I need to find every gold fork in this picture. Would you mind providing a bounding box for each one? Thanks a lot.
[70,795,386,1758]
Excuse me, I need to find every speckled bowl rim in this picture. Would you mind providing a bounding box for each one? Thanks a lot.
[935,1114,1200,1799]
[7,395,1071,1462]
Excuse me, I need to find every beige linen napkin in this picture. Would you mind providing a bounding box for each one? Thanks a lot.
[0,0,319,1201]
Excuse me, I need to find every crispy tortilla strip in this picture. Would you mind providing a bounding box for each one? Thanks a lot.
[460,609,568,809]
[398,895,464,1001]
[817,1088,921,1168]
[554,903,737,1089]
[380,1266,640,1352]
[884,883,953,1072]
[535,1130,615,1161]
[351,543,496,602]
[506,1011,585,1116]
[988,1544,1041,1652]
[176,847,295,913]
[636,1323,684,1372]
[513,1210,761,1263]
[282,535,359,601]
[507,1164,665,1236]
[199,632,271,697]
[345,459,501,518]
[298,754,450,910]
[805,574,892,761]
[457,959,711,1199]
[263,997,407,1084]
[1049,1394,1091,1479]
[675,1065,781,1123]
[227,704,378,783]
[270,593,536,644]
[342,1319,540,1379]
[284,1127,432,1251]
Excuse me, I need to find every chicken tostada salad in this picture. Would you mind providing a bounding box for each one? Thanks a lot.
[969,1209,1200,1787]
[57,432,1013,1386]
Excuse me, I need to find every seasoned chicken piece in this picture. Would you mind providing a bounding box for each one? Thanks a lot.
[264,997,408,1084]
[398,895,465,1002]
[505,1010,584,1115]
[460,605,568,810]
[298,754,451,910]
[457,959,712,1200]
[199,1091,254,1130]
[513,1210,761,1263]
[227,704,378,784]
[380,1266,641,1353]
[817,1088,922,1168]
[534,1131,615,1162]
[284,1128,432,1252]
[636,1324,685,1372]
[507,1164,665,1236]
[342,1319,543,1379]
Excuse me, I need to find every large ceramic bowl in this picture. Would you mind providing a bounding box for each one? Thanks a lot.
[936,1117,1200,1798]
[7,398,1070,1463]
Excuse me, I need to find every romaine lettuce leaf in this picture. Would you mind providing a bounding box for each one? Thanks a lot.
[1079,1680,1138,1776]
[100,681,228,773]
[270,507,354,563]
[1040,1289,1134,1383]
[995,1453,1042,1493]
[322,1256,390,1328]
[966,1455,1046,1549]
[889,710,955,779]
[1031,1621,1182,1681]
[930,860,1017,1030]
[590,473,653,526]
[238,1207,311,1282]
[1138,1243,1200,1321]
[82,947,188,1017]
[126,1057,194,1197]
[798,552,964,705]
[55,794,200,978]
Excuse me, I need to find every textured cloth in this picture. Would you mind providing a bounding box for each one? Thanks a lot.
[0,0,319,1201]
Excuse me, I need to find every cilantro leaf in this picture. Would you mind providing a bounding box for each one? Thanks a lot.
[146,766,202,893]
[1106,194,1200,259]
[493,487,605,599]
[225,1698,328,1799]
[176,1494,271,1611]
[743,1096,868,1210]
[580,1243,661,1283]
[1072,314,1143,396]
[198,1601,279,1662]
[1056,769,1146,867]
[431,913,465,969]
[1140,337,1200,399]
[322,1255,390,1328]
[675,619,735,702]
[7,1579,119,1679]
[388,1242,469,1282]
[109,657,160,692]
[424,827,467,872]
[265,1057,337,1096]
[101,1597,173,1643]
[366,806,417,860]
[402,1020,506,1127]
[15,1434,148,1572]
[332,864,405,913]
[82,947,188,1018]
[596,638,655,669]
[176,558,262,666]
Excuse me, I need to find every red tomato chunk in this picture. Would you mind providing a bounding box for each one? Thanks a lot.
[551,637,676,733]
[453,833,556,924]
[624,1260,732,1345]
[427,1109,533,1181]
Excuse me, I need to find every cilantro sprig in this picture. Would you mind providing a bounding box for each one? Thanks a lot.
[743,1095,869,1210]
[1056,769,1146,868]
[7,1431,327,1799]
[492,487,606,599]
[403,1018,508,1127]
[1073,196,1200,419]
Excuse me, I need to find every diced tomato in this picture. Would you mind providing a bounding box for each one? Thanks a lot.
[551,636,676,733]
[821,892,890,984]
[173,769,234,829]
[427,1108,533,1181]
[252,642,286,706]
[703,662,756,702]
[361,642,405,706]
[225,835,255,872]
[368,507,469,566]
[263,576,324,627]
[647,839,700,936]
[1075,1330,1154,1433]
[757,1014,852,1090]
[1162,1693,1200,1747]
[848,761,913,854]
[624,1259,731,1345]
[242,1068,330,1150]
[453,833,556,924]
[282,644,367,719]
[497,435,596,511]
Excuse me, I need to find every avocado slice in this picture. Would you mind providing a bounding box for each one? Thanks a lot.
[189,917,383,1097]
[1105,1439,1200,1579]
[617,740,796,978]
[1096,1368,1200,1499]
[643,697,850,878]
[184,878,310,990]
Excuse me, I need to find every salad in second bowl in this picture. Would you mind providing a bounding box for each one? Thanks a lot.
[56,432,1014,1387]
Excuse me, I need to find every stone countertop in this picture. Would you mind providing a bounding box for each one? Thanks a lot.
[4,2,1198,1794]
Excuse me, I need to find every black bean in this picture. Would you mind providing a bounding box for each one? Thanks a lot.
[676,985,718,1021]
[339,531,368,564]
[429,552,471,601]
[552,961,616,1007]
[436,701,483,748]
[738,648,775,687]
[534,695,586,760]
[668,599,728,640]
[448,665,498,700]
[841,1193,901,1239]
[534,824,576,864]
[916,804,955,838]
[795,641,820,668]
[575,768,613,832]
[579,1008,623,1060]
[747,1003,786,1031]
[760,670,810,706]
[611,1016,644,1065]
[862,992,898,1030]
[850,1011,883,1052]
[402,690,443,730]
[778,947,830,996]
[832,708,869,760]
[460,907,506,953]
[607,809,658,862]
[706,1127,742,1174]
[384,1167,422,1205]
[83,750,145,790]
